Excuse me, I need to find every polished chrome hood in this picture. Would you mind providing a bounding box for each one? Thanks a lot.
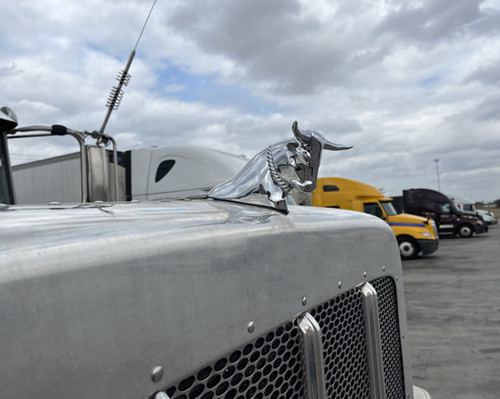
[0,200,410,399]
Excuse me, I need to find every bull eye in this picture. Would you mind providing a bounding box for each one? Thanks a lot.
[287,143,298,151]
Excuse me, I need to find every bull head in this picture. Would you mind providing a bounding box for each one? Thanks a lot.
[209,121,352,212]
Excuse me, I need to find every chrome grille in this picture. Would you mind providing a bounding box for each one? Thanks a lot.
[310,287,371,398]
[162,321,305,399]
[372,277,405,399]
[158,276,404,399]
[431,221,439,238]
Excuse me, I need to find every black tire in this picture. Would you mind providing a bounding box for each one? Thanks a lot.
[457,224,473,238]
[397,236,419,260]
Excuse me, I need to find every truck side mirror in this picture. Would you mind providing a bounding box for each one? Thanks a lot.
[0,106,18,131]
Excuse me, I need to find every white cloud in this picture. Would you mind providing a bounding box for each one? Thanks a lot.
[164,84,185,93]
[1,0,499,201]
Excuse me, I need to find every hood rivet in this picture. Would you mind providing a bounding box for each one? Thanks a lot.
[151,366,164,383]
[247,321,255,333]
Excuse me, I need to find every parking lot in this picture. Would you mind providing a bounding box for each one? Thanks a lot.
[403,223,500,399]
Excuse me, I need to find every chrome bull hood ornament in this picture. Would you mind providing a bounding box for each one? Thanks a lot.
[208,121,352,212]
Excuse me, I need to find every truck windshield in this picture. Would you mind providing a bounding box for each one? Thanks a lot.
[463,203,476,212]
[380,201,397,216]
[0,134,14,204]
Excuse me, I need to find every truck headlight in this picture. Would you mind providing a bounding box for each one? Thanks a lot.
[420,232,432,238]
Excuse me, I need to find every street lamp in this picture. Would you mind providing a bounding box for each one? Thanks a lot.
[434,159,441,192]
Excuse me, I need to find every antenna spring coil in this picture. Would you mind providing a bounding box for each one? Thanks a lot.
[116,70,131,86]
[106,87,124,110]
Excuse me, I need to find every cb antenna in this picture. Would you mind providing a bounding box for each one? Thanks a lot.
[99,0,158,135]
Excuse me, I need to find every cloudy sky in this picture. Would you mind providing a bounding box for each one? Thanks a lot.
[1,0,499,201]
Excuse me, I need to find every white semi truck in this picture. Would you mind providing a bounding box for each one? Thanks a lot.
[0,107,431,399]
[11,145,247,205]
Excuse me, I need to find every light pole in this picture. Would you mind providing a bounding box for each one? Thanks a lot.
[434,159,441,191]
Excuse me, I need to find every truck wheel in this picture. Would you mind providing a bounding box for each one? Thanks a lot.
[397,236,419,260]
[458,224,473,238]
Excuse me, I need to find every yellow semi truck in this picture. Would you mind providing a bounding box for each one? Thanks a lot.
[313,177,439,260]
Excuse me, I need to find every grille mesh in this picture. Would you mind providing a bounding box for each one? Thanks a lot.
[163,321,305,399]
[159,276,404,399]
[310,286,371,398]
[372,277,405,399]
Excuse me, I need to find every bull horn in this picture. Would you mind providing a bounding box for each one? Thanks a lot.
[292,121,311,143]
[323,141,353,151]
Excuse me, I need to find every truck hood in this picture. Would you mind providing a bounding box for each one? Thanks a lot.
[387,213,428,226]
[0,200,407,399]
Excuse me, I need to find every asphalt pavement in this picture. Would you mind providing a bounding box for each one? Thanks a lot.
[403,224,500,399]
